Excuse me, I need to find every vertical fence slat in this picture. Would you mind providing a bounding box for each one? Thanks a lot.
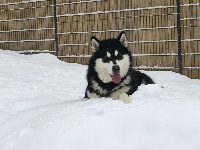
[53,0,58,58]
[176,0,183,74]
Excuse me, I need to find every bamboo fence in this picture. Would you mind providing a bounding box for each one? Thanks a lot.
[0,0,200,79]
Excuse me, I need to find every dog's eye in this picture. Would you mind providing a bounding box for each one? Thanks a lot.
[117,54,123,60]
[102,56,110,63]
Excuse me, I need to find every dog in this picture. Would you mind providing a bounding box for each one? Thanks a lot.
[84,31,154,103]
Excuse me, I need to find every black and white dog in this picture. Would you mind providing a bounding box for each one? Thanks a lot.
[84,31,154,103]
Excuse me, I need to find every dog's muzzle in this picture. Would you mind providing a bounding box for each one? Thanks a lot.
[111,65,121,83]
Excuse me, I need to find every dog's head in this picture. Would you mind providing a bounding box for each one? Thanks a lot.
[90,31,132,83]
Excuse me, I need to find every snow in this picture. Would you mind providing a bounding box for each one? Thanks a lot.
[0,50,200,150]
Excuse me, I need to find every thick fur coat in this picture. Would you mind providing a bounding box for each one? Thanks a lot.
[84,31,154,103]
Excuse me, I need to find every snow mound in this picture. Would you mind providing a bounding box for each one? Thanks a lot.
[0,50,200,150]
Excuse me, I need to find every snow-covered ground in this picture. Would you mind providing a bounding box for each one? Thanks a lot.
[0,50,200,150]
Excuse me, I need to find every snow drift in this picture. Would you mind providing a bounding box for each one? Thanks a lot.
[0,50,200,150]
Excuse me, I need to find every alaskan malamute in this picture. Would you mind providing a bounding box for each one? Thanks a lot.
[84,31,154,103]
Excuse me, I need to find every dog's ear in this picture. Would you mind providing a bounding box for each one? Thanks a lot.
[117,31,128,47]
[91,36,100,52]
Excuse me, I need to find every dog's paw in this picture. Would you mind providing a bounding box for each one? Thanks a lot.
[119,93,131,104]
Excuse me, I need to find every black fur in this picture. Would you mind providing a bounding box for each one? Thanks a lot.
[84,31,154,99]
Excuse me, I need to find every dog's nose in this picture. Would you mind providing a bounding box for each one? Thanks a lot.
[112,65,120,73]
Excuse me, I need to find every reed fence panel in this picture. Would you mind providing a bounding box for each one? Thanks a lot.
[0,0,56,54]
[0,0,200,79]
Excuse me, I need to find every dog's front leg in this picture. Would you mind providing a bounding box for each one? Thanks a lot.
[110,91,131,104]
[119,92,130,104]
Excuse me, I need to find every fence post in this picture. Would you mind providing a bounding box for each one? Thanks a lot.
[176,0,182,74]
[53,0,59,58]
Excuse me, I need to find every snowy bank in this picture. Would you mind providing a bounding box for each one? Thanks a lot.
[0,50,200,150]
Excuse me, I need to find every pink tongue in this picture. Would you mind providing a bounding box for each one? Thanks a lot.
[112,74,121,83]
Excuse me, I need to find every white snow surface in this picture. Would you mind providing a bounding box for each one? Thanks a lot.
[0,50,200,150]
